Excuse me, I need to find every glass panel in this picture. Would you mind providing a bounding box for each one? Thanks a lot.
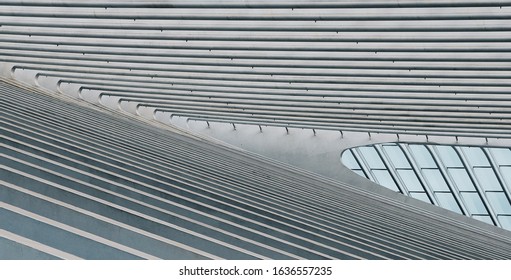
[341,150,361,169]
[462,147,489,167]
[490,148,511,166]
[435,192,463,214]
[499,166,511,188]
[447,168,475,191]
[422,169,449,191]
[460,192,488,215]
[357,146,385,169]
[436,146,463,167]
[339,144,511,230]
[486,192,511,214]
[474,168,502,191]
[372,170,399,192]
[409,192,431,203]
[396,169,424,192]
[498,216,511,230]
[409,145,437,168]
[472,215,494,225]
[382,145,410,168]
[352,169,367,178]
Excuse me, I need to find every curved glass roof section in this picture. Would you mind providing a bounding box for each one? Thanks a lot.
[342,144,511,230]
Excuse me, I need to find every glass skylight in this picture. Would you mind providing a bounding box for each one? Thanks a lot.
[342,143,511,230]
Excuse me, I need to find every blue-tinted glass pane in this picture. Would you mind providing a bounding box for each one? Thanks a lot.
[382,145,410,168]
[341,150,361,169]
[498,216,511,230]
[486,192,511,214]
[396,169,424,192]
[372,170,399,192]
[422,169,449,191]
[460,192,488,215]
[435,192,462,214]
[358,146,385,169]
[352,169,367,178]
[409,145,437,168]
[447,168,475,191]
[472,215,494,225]
[490,148,511,165]
[474,168,502,191]
[499,166,511,187]
[436,146,463,167]
[409,192,431,203]
[462,147,489,167]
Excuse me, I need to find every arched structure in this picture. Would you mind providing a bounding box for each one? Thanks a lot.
[3,0,511,259]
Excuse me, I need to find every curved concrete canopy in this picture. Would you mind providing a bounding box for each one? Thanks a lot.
[3,78,511,260]
[3,0,511,259]
[2,1,511,141]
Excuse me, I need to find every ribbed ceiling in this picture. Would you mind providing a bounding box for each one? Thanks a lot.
[4,78,511,259]
[2,1,511,138]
